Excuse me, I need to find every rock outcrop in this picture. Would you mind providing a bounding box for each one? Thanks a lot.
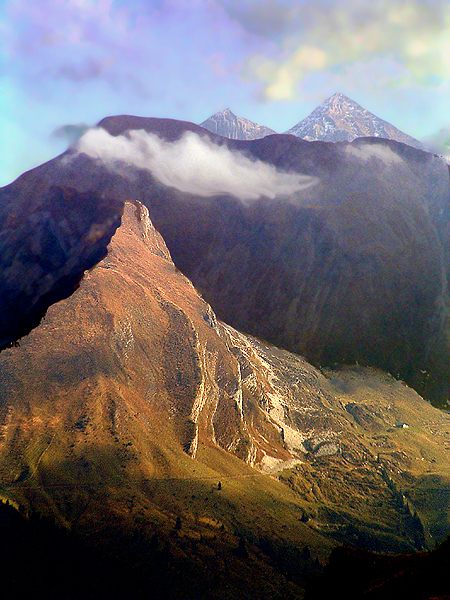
[0,194,448,555]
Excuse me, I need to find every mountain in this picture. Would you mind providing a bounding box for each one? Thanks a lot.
[0,191,449,569]
[1,117,447,406]
[287,93,424,148]
[200,108,276,140]
[160,137,447,406]
[0,119,449,595]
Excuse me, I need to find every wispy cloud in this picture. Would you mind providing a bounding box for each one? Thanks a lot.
[51,123,90,144]
[239,0,450,100]
[345,143,403,165]
[422,127,450,161]
[3,0,250,95]
[73,128,317,200]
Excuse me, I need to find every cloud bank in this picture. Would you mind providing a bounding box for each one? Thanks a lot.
[74,128,317,201]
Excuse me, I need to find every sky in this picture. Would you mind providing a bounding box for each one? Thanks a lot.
[1,0,449,185]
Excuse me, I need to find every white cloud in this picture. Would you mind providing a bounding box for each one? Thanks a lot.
[345,143,403,165]
[251,45,328,101]
[74,128,317,200]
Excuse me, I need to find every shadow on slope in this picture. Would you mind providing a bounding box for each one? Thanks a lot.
[0,187,123,350]
[306,536,450,600]
[0,491,323,600]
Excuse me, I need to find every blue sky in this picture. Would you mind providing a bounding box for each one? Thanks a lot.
[1,0,449,185]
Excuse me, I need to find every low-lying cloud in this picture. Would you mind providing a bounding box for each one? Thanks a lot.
[74,128,317,201]
[345,143,403,165]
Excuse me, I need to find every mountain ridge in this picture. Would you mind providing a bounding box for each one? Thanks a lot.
[287,92,423,148]
[1,117,447,405]
[199,94,425,150]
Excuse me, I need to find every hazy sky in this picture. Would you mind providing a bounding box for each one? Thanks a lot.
[1,0,449,185]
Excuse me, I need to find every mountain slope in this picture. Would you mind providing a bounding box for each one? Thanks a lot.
[287,93,423,148]
[0,197,332,598]
[200,108,275,140]
[0,118,447,407]
[0,193,449,565]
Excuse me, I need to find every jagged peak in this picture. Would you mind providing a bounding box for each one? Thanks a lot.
[200,108,275,140]
[120,200,171,261]
[327,92,351,101]
[321,92,363,109]
[208,107,237,119]
[287,92,422,148]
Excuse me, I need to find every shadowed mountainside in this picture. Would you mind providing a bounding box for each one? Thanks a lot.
[306,536,450,600]
[0,187,123,349]
[1,496,448,599]
[0,117,447,404]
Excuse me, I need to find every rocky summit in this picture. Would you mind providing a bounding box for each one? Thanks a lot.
[200,108,276,140]
[287,93,424,148]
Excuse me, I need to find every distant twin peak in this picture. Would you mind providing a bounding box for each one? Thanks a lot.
[200,93,422,148]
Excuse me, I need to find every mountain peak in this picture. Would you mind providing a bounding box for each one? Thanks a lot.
[324,92,359,106]
[200,109,275,140]
[209,107,235,118]
[327,92,351,101]
[287,93,422,148]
